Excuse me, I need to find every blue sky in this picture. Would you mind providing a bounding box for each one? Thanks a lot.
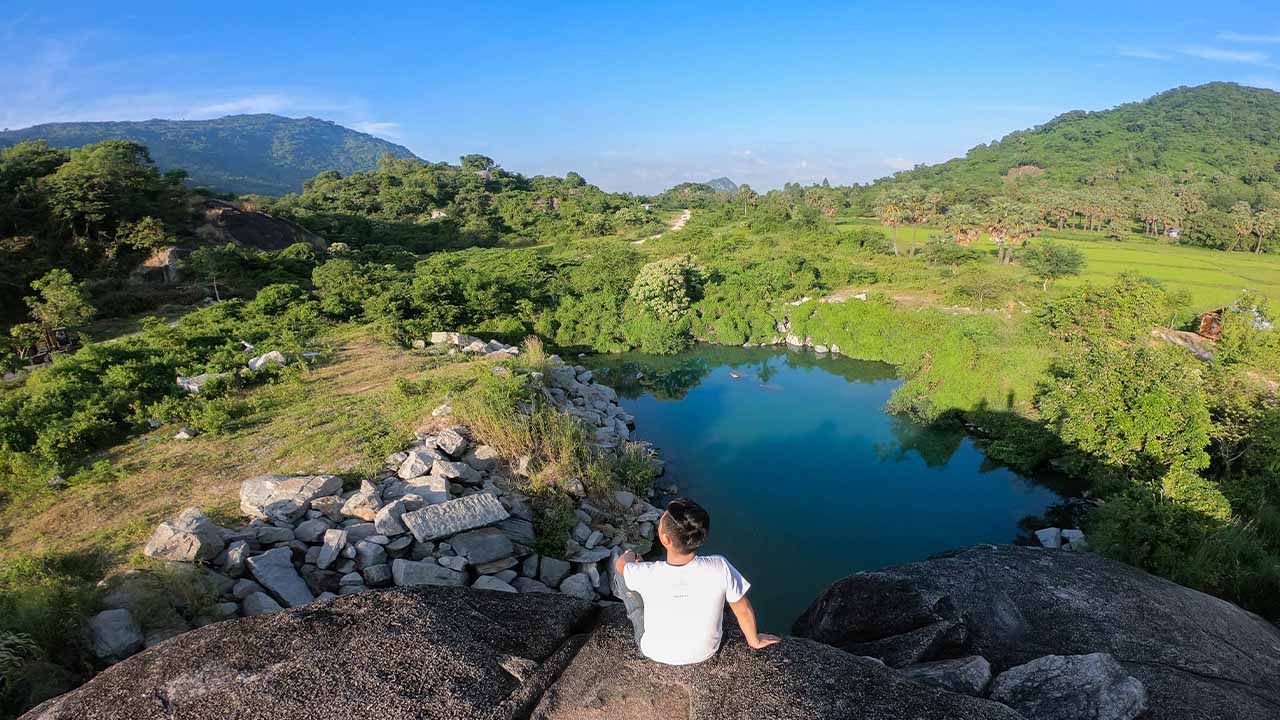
[2,1,1279,193]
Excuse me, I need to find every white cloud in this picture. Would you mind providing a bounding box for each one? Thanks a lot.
[1217,31,1280,44]
[883,157,915,171]
[350,121,404,140]
[1119,47,1172,61]
[187,94,293,117]
[1179,45,1271,65]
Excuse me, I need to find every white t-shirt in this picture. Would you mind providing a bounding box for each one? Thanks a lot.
[622,554,751,665]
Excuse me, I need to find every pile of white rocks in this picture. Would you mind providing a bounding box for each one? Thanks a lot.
[175,348,293,394]
[1035,527,1088,551]
[411,331,519,359]
[87,346,666,665]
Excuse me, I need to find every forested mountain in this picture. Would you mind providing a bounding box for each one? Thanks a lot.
[881,82,1280,194]
[0,114,418,196]
[706,176,738,192]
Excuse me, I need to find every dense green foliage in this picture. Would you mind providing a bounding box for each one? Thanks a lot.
[265,155,663,251]
[0,139,193,324]
[0,114,416,196]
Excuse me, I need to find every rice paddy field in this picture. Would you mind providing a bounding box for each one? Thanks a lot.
[838,218,1280,311]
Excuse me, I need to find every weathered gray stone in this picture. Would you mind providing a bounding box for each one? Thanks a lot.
[341,480,382,521]
[373,499,409,535]
[450,528,515,565]
[354,540,387,569]
[432,459,482,486]
[85,608,143,661]
[401,493,509,542]
[520,553,540,578]
[362,563,393,587]
[143,507,225,562]
[309,495,346,521]
[391,558,466,587]
[436,428,469,457]
[989,653,1147,720]
[463,444,499,471]
[559,573,595,601]
[316,528,347,570]
[397,447,442,480]
[512,577,554,593]
[472,575,517,593]
[344,522,377,543]
[405,475,450,505]
[438,555,468,572]
[1035,527,1063,549]
[240,591,283,616]
[255,525,294,544]
[474,557,518,575]
[221,540,249,578]
[240,474,342,522]
[539,557,571,588]
[898,656,992,697]
[566,547,610,564]
[293,517,331,543]
[232,578,264,600]
[246,547,315,607]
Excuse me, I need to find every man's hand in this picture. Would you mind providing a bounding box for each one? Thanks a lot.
[747,633,781,650]
[614,549,638,576]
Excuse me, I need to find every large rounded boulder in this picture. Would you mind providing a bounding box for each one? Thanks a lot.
[793,544,1280,720]
[23,587,596,720]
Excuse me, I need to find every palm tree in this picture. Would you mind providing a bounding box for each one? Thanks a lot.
[1229,202,1254,253]
[875,191,905,256]
[1254,208,1279,254]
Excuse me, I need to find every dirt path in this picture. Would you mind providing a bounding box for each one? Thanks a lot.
[633,208,691,244]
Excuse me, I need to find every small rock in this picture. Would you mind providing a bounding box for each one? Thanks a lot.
[240,592,283,617]
[559,573,596,601]
[143,507,225,562]
[989,653,1147,720]
[293,518,332,544]
[435,428,469,457]
[438,555,468,572]
[232,578,265,600]
[85,608,143,661]
[472,575,518,593]
[898,656,992,696]
[512,577,554,593]
[1036,527,1063,549]
[539,557,571,588]
[391,558,466,587]
[316,528,347,570]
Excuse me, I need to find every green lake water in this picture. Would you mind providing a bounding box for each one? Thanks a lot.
[585,345,1066,631]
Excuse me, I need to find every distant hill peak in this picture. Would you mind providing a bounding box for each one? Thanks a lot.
[706,176,738,192]
[0,114,419,196]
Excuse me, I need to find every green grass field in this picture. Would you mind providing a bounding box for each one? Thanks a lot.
[837,218,1280,310]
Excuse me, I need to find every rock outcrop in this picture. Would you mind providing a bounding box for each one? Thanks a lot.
[529,606,1022,720]
[793,544,1280,720]
[26,588,595,720]
[195,199,325,252]
[29,546,1280,719]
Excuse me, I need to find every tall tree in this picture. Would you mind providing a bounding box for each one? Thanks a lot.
[875,190,905,256]
[1229,202,1254,253]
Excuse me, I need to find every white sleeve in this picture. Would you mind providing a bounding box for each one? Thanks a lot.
[722,558,750,603]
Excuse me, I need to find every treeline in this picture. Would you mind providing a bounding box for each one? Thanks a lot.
[261,154,665,251]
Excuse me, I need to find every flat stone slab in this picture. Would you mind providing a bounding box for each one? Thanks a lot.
[246,547,315,607]
[240,474,342,523]
[391,559,466,587]
[402,493,509,543]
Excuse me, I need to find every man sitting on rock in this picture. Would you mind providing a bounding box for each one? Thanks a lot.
[611,497,779,664]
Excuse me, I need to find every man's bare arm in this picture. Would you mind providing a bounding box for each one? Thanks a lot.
[729,596,780,649]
